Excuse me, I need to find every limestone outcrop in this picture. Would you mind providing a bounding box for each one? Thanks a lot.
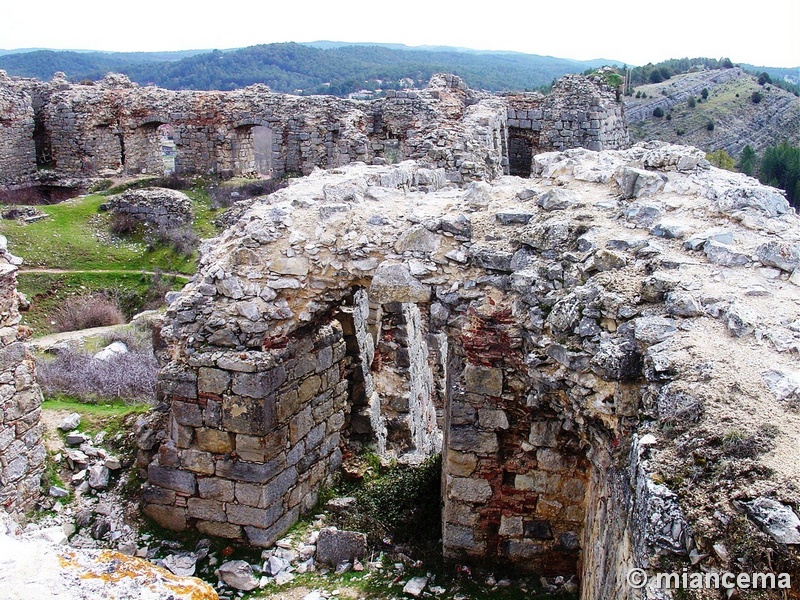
[0,511,218,600]
[145,142,799,598]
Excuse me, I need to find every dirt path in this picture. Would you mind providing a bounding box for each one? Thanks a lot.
[27,323,132,352]
[19,268,191,281]
[40,408,69,454]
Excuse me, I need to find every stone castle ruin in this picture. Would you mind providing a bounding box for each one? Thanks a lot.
[0,70,626,190]
[1,71,799,600]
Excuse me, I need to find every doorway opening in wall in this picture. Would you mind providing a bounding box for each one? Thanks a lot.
[33,115,53,169]
[157,124,176,174]
[252,125,273,177]
[507,133,534,177]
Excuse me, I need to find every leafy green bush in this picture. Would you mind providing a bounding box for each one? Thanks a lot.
[706,120,715,131]
[701,88,709,99]
[652,107,665,118]
[751,91,763,104]
[688,96,696,108]
[707,149,735,170]
[336,454,442,546]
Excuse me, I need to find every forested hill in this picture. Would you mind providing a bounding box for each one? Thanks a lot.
[0,42,613,94]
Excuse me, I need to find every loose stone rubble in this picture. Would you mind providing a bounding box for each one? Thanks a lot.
[0,510,218,600]
[143,141,799,599]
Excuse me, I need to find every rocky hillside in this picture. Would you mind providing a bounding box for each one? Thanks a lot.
[625,68,800,157]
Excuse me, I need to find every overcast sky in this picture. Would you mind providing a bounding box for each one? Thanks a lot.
[4,0,799,68]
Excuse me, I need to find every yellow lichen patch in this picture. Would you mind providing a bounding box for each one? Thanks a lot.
[60,548,218,600]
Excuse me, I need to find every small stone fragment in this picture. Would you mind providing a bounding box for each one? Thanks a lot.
[403,577,429,597]
[218,560,259,591]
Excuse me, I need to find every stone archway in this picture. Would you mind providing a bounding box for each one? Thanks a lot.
[228,119,276,178]
[125,118,174,176]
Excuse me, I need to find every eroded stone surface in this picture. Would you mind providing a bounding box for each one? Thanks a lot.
[0,513,218,599]
[0,238,44,519]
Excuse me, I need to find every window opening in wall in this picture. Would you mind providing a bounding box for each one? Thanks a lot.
[33,114,53,169]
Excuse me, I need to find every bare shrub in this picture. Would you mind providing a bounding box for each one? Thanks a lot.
[109,213,140,235]
[209,178,287,209]
[36,347,157,403]
[146,225,199,256]
[52,295,126,333]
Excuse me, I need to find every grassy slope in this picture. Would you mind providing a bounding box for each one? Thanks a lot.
[0,187,220,335]
[625,70,800,156]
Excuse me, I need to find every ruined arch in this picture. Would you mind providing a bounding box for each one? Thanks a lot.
[228,118,276,178]
[125,117,174,175]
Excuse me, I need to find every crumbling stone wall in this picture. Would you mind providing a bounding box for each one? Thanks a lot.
[146,146,800,598]
[0,71,36,187]
[143,321,347,545]
[0,236,45,519]
[0,72,628,190]
[504,74,628,175]
[105,187,194,230]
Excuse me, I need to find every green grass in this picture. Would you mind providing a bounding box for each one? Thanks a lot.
[243,565,576,600]
[0,193,209,273]
[43,394,151,438]
[42,448,72,501]
[18,270,187,335]
[0,183,225,336]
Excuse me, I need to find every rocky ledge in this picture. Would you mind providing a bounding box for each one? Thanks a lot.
[0,511,218,600]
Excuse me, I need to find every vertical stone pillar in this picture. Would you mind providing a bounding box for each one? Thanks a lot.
[0,237,45,519]
[0,75,36,187]
[143,321,349,547]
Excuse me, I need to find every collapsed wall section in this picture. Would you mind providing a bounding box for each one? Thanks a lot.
[443,305,589,575]
[1,72,627,189]
[0,72,36,187]
[148,148,800,598]
[504,74,629,176]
